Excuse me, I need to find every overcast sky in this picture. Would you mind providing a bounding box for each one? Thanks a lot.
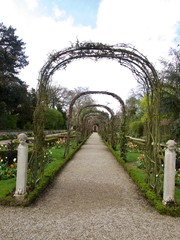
[0,0,180,112]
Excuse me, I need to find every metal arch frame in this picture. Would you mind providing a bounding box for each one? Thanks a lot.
[82,113,108,139]
[64,90,126,158]
[33,41,161,193]
[76,104,115,147]
[78,104,114,122]
[37,42,158,89]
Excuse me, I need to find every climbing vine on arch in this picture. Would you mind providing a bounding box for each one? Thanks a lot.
[77,103,115,147]
[65,90,126,158]
[78,109,110,140]
[32,41,161,194]
[82,112,109,138]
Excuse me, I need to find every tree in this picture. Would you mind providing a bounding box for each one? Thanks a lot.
[47,85,95,129]
[44,108,65,130]
[0,22,28,81]
[69,87,95,129]
[159,47,180,140]
[129,120,144,137]
[160,48,180,119]
[16,88,37,129]
[125,93,145,137]
[0,22,29,129]
[125,95,141,121]
[47,84,73,113]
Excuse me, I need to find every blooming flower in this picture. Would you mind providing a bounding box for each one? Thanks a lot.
[10,164,14,168]
[138,154,145,161]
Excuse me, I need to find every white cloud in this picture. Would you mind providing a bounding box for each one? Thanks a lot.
[52,5,66,19]
[0,0,180,111]
[24,0,38,11]
[96,0,180,63]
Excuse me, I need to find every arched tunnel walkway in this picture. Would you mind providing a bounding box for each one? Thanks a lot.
[0,133,180,239]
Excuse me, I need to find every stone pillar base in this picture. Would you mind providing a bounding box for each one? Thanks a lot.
[162,199,176,206]
[14,193,27,202]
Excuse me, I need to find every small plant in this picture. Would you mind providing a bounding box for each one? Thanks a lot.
[44,148,54,164]
[137,153,145,169]
[126,141,138,152]
[0,157,17,180]
[0,142,17,163]
[27,146,55,189]
[54,138,66,149]
[0,144,8,151]
[0,140,18,180]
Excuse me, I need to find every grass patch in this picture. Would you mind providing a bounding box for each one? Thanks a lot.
[0,178,16,197]
[44,148,65,177]
[126,151,140,163]
[175,187,180,203]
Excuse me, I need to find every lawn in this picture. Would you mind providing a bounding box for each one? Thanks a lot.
[126,151,140,163]
[126,150,180,205]
[0,178,16,197]
[175,188,180,203]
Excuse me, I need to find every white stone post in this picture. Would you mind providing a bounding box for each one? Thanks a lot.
[162,139,176,205]
[14,133,28,200]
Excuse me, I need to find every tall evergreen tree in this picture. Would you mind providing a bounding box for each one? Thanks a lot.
[0,22,28,81]
[0,22,29,129]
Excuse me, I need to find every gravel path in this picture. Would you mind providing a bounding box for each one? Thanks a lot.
[0,133,179,240]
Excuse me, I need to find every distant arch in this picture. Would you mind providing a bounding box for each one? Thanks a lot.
[76,104,115,147]
[64,90,126,157]
[81,111,110,138]
[78,104,114,121]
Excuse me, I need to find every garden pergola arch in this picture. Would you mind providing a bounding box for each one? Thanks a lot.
[78,104,114,121]
[76,104,115,149]
[68,90,125,118]
[81,110,110,135]
[82,113,109,140]
[65,90,126,158]
[33,41,161,193]
[83,116,104,137]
